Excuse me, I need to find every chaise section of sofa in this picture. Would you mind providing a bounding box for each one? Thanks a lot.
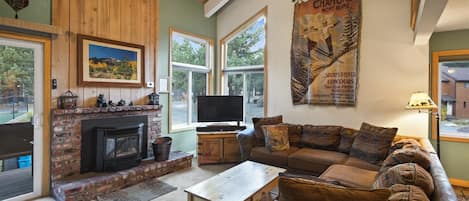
[237,124,457,201]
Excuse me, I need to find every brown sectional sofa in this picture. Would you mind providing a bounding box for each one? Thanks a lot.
[237,124,457,201]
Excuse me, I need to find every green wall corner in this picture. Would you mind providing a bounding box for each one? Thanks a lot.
[158,0,217,153]
[0,0,51,25]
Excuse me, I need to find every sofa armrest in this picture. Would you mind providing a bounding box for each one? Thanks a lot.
[237,128,256,161]
[429,153,458,201]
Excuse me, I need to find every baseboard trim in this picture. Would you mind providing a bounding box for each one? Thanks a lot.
[450,178,469,187]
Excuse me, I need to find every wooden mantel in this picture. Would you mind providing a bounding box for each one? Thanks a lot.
[0,16,62,35]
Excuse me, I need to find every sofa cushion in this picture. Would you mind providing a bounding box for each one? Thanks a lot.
[350,122,398,165]
[278,174,391,201]
[279,123,303,147]
[383,145,431,170]
[250,146,299,167]
[374,163,434,196]
[288,148,348,174]
[388,184,430,201]
[320,164,378,188]
[343,157,380,171]
[253,115,283,146]
[338,127,359,153]
[279,172,341,185]
[301,125,343,151]
[262,125,290,152]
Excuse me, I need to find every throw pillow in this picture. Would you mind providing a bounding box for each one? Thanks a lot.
[301,125,343,151]
[388,184,430,201]
[262,125,290,152]
[374,163,434,196]
[382,145,431,170]
[349,122,398,165]
[253,115,283,146]
[338,127,360,153]
[278,123,303,147]
[278,174,391,201]
[389,138,422,154]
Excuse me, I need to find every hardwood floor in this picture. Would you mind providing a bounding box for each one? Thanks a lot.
[0,167,33,200]
[454,186,469,201]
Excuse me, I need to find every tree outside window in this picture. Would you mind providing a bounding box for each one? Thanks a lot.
[222,11,267,125]
[170,30,212,131]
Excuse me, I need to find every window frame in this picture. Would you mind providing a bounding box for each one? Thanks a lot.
[169,28,214,133]
[431,49,469,143]
[219,7,268,124]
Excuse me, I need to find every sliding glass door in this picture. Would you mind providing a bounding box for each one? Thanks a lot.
[0,34,45,201]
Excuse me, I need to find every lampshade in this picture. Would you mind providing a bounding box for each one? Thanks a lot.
[406,92,437,110]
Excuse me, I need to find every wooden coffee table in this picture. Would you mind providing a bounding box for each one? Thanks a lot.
[185,161,286,201]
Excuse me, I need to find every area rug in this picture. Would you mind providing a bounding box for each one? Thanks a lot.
[97,179,177,201]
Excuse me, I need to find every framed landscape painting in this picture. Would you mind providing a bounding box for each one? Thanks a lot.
[77,34,145,87]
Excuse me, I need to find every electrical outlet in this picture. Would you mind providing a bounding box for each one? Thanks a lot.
[146,82,154,88]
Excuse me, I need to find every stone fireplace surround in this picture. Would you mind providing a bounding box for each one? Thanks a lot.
[50,105,193,200]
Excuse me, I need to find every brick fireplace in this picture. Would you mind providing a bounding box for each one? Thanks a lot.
[50,105,193,200]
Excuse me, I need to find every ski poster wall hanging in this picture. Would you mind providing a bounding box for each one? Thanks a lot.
[290,0,361,106]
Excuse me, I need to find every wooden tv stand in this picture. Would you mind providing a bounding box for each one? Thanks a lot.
[197,131,241,165]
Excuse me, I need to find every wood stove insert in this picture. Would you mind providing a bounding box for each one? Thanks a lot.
[81,115,148,173]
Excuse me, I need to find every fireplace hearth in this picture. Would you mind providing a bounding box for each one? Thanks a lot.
[95,124,144,172]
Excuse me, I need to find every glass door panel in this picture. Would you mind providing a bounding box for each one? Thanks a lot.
[0,36,43,200]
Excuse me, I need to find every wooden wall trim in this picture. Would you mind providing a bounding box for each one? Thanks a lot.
[450,178,469,188]
[0,16,62,35]
[431,50,469,143]
[410,0,420,30]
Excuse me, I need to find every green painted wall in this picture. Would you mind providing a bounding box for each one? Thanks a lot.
[0,0,51,24]
[430,30,469,181]
[158,0,217,153]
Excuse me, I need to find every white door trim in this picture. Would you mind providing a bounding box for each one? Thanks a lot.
[0,37,44,201]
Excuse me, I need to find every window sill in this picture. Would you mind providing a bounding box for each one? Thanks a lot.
[170,126,196,134]
[432,134,469,143]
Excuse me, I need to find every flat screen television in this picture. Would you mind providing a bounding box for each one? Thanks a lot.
[197,96,243,123]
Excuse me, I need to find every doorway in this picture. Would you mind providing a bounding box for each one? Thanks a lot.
[0,32,50,201]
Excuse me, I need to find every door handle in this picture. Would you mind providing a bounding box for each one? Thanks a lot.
[32,114,42,128]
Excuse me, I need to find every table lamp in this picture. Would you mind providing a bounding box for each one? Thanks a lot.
[405,92,440,157]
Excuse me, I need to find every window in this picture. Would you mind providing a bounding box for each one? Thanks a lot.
[170,29,213,131]
[432,50,469,141]
[221,8,267,125]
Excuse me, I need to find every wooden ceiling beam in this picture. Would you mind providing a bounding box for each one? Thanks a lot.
[410,0,420,30]
[413,0,448,45]
[204,0,230,18]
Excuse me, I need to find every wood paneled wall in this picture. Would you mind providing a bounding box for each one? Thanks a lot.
[51,0,158,108]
